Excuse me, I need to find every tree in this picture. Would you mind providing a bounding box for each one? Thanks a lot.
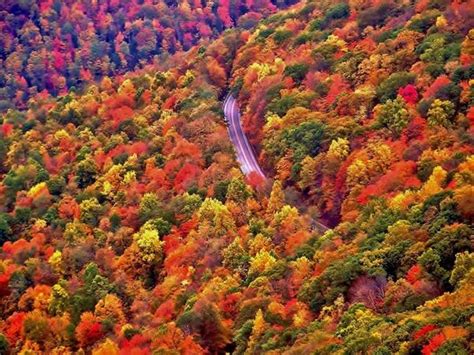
[76,158,98,188]
[376,97,410,136]
[267,180,285,216]
[79,198,102,226]
[139,193,161,223]
[134,226,163,266]
[197,198,236,238]
[75,312,104,349]
[454,185,474,219]
[92,339,119,355]
[427,99,455,127]
[449,251,474,288]
[376,72,416,103]
[226,178,252,203]
[176,298,231,353]
[245,309,266,354]
[0,213,12,244]
[94,294,126,325]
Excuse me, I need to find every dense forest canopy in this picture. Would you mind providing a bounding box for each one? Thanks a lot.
[0,0,473,354]
[0,0,299,111]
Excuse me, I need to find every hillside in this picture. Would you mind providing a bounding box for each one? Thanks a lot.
[0,0,297,111]
[0,0,473,354]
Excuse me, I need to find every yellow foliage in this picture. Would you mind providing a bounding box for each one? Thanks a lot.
[248,234,272,256]
[95,294,126,325]
[267,180,285,216]
[54,129,70,140]
[252,309,266,336]
[48,250,63,273]
[389,190,417,211]
[102,181,112,195]
[249,62,273,81]
[27,182,48,198]
[346,159,369,188]
[123,170,136,184]
[328,137,350,161]
[92,339,120,355]
[293,308,310,328]
[268,301,286,317]
[435,15,448,29]
[249,251,277,274]
[418,166,447,200]
[134,228,162,264]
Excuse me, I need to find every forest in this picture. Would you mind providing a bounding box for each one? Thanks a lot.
[0,0,473,354]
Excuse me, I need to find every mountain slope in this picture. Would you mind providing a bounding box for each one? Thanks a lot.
[0,0,473,354]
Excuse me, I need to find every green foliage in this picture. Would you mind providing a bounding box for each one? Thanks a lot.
[419,224,473,288]
[436,339,470,355]
[377,97,410,136]
[226,178,252,203]
[75,158,98,189]
[79,198,102,226]
[273,30,293,44]
[449,251,474,288]
[0,213,12,244]
[427,99,455,127]
[46,175,66,196]
[376,72,416,103]
[283,63,310,84]
[139,193,161,223]
[299,257,361,312]
[269,121,326,163]
[0,333,9,354]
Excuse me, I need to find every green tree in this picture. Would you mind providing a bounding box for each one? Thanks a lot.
[139,193,161,223]
[427,99,455,127]
[377,97,410,136]
[449,251,474,288]
[76,158,98,188]
[376,72,415,103]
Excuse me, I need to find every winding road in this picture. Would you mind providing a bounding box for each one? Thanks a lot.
[223,93,330,232]
[223,94,266,178]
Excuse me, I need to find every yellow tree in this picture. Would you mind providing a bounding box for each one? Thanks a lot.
[266,180,285,216]
[245,309,266,354]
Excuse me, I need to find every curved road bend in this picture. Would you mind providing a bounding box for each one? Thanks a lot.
[223,94,330,233]
[223,94,266,178]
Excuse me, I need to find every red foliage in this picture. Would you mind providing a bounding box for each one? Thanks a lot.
[398,84,419,104]
[174,163,201,192]
[58,196,81,220]
[414,324,438,340]
[108,106,135,129]
[406,264,422,284]
[325,74,349,106]
[246,171,266,189]
[0,273,10,296]
[76,317,104,348]
[4,312,26,343]
[217,0,233,28]
[422,332,446,355]
[163,95,177,110]
[357,161,419,204]
[154,299,175,322]
[423,75,451,99]
[0,123,13,137]
[120,334,151,355]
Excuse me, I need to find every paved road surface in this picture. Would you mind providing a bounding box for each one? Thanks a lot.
[223,94,329,232]
[223,94,266,178]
